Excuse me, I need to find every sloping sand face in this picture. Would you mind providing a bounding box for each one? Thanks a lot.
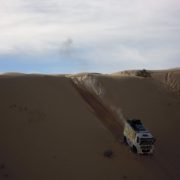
[151,69,180,96]
[71,69,180,179]
[0,75,119,180]
[0,71,179,180]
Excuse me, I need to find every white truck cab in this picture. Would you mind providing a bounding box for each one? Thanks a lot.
[123,119,155,154]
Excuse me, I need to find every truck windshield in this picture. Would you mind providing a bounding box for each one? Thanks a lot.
[140,138,154,145]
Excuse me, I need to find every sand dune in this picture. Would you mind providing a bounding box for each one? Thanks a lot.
[0,69,180,180]
[151,69,180,96]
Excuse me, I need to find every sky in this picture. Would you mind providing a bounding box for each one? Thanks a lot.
[0,0,180,73]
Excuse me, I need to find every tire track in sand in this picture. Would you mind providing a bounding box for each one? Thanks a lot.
[70,79,123,140]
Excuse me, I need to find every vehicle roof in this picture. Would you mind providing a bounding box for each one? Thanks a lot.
[127,119,147,132]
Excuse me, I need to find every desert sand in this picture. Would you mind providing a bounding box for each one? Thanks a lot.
[0,69,180,180]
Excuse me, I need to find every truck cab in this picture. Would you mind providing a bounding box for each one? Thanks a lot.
[123,119,155,154]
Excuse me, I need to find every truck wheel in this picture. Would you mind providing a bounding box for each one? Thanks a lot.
[131,146,137,154]
[123,136,127,145]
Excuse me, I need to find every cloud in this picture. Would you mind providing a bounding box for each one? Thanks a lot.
[0,0,180,71]
[60,38,74,55]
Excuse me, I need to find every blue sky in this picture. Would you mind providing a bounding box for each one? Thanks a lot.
[0,0,180,73]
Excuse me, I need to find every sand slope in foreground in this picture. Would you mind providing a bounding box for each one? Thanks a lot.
[0,70,180,180]
[71,69,180,179]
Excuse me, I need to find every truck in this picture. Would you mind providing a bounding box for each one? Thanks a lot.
[123,119,155,154]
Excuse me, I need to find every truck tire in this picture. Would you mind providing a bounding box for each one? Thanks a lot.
[123,136,127,145]
[131,146,137,154]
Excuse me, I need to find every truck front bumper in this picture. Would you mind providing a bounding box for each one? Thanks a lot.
[139,146,154,154]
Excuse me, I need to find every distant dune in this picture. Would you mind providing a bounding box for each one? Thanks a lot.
[0,68,180,180]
